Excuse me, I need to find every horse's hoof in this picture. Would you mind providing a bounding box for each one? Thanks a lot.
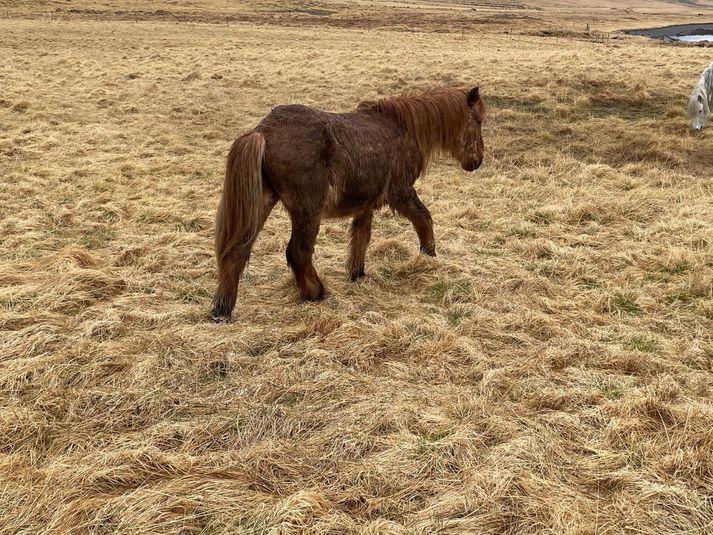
[301,282,326,301]
[420,247,436,257]
[211,314,231,324]
[350,269,366,281]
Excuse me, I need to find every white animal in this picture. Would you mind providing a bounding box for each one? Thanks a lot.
[687,61,713,131]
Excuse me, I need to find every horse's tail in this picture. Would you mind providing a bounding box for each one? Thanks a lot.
[216,131,266,262]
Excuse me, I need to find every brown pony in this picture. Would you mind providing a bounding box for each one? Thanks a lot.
[212,86,486,322]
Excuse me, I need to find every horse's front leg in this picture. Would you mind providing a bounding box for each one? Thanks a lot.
[391,188,436,256]
[348,209,373,280]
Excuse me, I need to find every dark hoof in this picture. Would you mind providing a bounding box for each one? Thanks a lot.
[211,314,231,324]
[303,290,326,302]
[350,269,366,281]
[420,247,436,257]
[211,299,233,323]
[301,281,326,301]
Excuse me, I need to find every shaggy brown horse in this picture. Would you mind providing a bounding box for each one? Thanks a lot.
[212,86,486,322]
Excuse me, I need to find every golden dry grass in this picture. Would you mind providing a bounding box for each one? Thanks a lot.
[1,2,712,534]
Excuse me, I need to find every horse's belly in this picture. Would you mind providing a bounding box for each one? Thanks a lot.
[321,179,388,219]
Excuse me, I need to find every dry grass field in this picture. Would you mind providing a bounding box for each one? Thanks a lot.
[1,1,712,533]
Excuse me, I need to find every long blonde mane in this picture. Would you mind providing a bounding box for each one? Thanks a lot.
[361,88,470,171]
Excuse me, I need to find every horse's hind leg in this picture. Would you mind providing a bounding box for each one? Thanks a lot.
[212,189,277,322]
[348,210,373,280]
[390,187,436,256]
[286,210,324,301]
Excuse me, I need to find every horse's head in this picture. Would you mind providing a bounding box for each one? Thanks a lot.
[688,91,709,132]
[457,87,486,171]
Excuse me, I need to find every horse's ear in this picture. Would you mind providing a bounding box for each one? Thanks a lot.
[699,94,704,103]
[467,86,480,106]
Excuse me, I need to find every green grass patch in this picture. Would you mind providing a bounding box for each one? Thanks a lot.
[609,291,643,316]
[429,278,473,304]
[577,277,601,289]
[508,224,537,239]
[595,379,624,400]
[379,265,397,280]
[527,209,555,225]
[79,226,117,249]
[446,306,471,326]
[176,283,212,304]
[175,216,210,232]
[624,335,658,353]
[419,430,450,443]
[525,261,559,279]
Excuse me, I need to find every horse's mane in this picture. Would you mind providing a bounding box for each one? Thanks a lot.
[359,87,470,172]
[689,62,713,106]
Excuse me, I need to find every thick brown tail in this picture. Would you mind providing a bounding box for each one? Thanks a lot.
[215,131,266,263]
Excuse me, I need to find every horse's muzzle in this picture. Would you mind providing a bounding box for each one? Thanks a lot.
[463,159,482,172]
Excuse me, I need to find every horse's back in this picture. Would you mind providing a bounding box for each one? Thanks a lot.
[255,103,417,216]
[258,103,402,159]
